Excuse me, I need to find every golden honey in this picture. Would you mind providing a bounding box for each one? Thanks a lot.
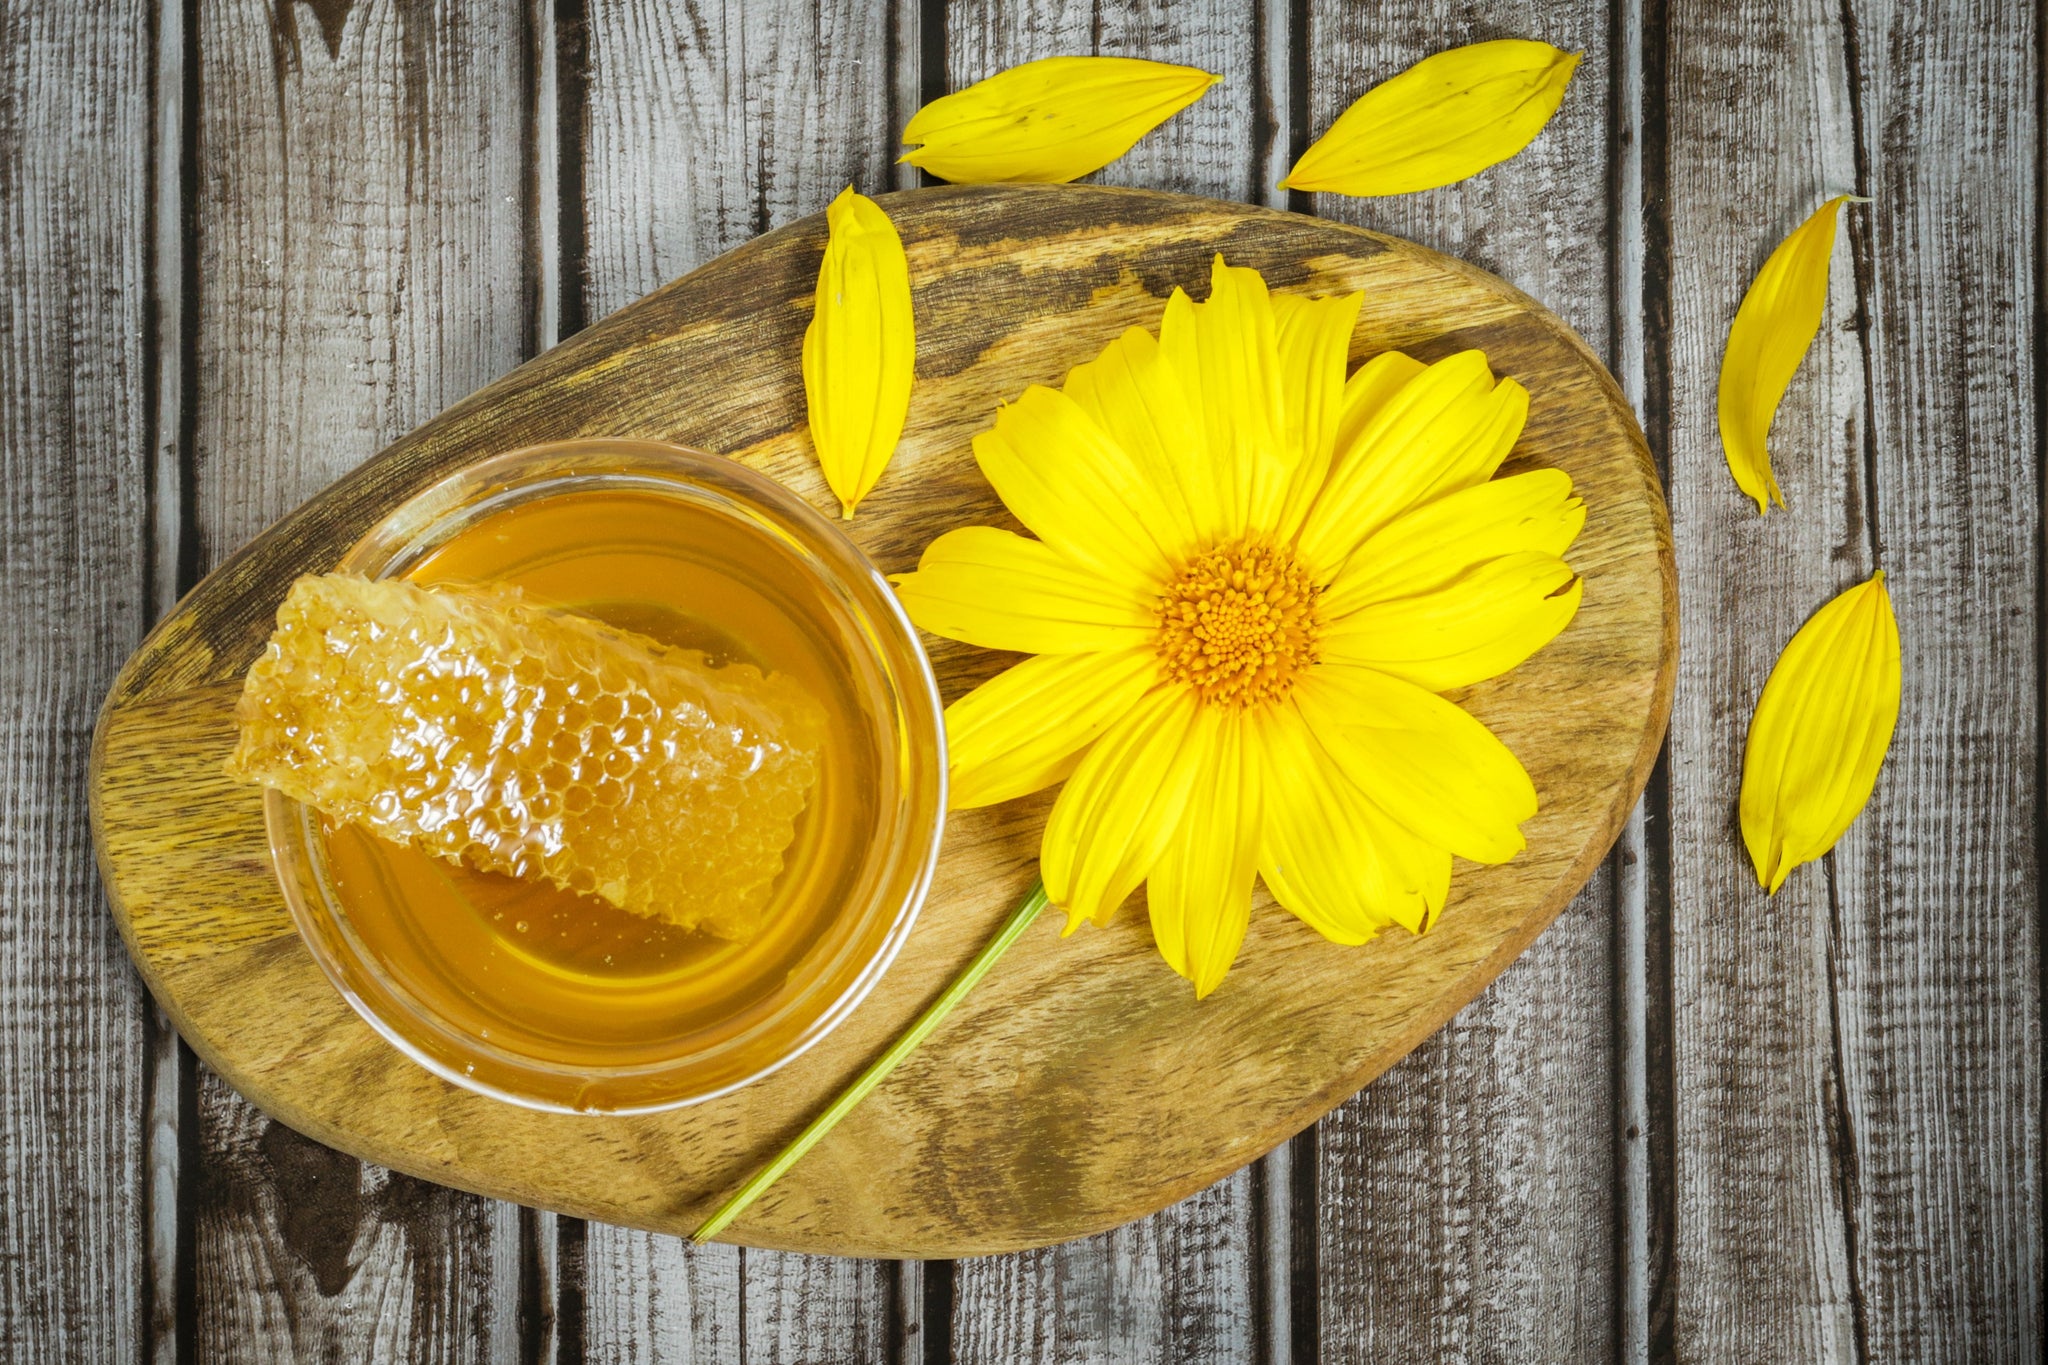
[257,455,943,1113]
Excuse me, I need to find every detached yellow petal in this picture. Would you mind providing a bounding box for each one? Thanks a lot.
[1718,195,1858,515]
[902,56,1219,184]
[1740,572,1901,893]
[803,187,914,518]
[1283,40,1579,196]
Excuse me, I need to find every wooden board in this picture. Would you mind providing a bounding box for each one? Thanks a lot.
[89,183,1673,1258]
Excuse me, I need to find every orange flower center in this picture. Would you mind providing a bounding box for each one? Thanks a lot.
[1156,540,1321,708]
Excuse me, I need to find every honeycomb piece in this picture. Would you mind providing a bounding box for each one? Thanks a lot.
[226,574,825,940]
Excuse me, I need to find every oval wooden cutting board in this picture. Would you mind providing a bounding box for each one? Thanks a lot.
[91,184,1674,1258]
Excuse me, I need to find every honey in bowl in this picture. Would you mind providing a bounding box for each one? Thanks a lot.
[246,442,947,1113]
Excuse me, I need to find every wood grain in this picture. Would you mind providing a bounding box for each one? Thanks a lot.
[1826,1,2039,1356]
[572,2,904,1356]
[581,1233,739,1363]
[938,4,1273,1356]
[1301,5,1623,1357]
[949,1179,1257,1365]
[185,0,534,1358]
[580,1237,901,1365]
[91,184,1672,1259]
[0,3,151,1358]
[578,0,894,323]
[944,0,1268,203]
[0,1,2029,1357]
[1663,2,1879,1358]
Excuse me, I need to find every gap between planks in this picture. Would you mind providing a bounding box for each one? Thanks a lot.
[143,1,193,1362]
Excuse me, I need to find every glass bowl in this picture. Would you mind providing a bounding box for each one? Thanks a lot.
[262,439,947,1113]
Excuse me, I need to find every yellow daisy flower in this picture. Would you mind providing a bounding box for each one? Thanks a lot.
[893,257,1585,996]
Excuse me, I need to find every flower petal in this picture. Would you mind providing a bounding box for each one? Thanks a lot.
[1042,685,1206,931]
[1282,40,1580,197]
[1297,350,1528,574]
[1318,552,1583,692]
[973,384,1177,585]
[942,648,1160,809]
[1338,350,1430,444]
[1270,290,1367,539]
[1718,196,1858,515]
[901,56,1218,184]
[891,526,1160,655]
[1739,572,1900,893]
[1322,468,1585,614]
[803,187,914,518]
[1293,663,1537,863]
[1062,325,1210,550]
[1158,259,1291,531]
[1252,704,1451,941]
[1284,347,1428,548]
[1147,709,1259,997]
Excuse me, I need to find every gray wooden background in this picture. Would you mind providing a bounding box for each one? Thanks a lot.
[1,1,2039,1361]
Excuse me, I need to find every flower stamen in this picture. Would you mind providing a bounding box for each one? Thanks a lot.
[1157,540,1320,708]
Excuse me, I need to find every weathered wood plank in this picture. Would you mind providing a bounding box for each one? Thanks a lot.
[942,0,1269,202]
[1299,4,1622,1357]
[938,4,1273,1358]
[186,1,534,1357]
[577,0,895,321]
[1662,0,1881,1357]
[191,1096,524,1360]
[572,3,900,1357]
[581,1233,739,1363]
[951,1181,1257,1365]
[1832,1,2039,1356]
[0,2,151,1359]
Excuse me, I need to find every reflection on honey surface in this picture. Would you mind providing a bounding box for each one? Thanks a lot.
[318,486,889,1080]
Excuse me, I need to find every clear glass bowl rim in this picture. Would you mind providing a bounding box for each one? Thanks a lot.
[262,438,948,1114]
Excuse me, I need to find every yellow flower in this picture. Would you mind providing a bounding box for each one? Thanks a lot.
[804,187,914,518]
[1718,195,1860,515]
[1739,572,1900,894]
[893,258,1584,995]
[1282,40,1580,197]
[901,56,1219,184]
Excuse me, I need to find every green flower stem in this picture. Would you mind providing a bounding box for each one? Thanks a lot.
[691,879,1050,1244]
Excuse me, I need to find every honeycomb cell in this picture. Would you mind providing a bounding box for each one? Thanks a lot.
[226,574,825,940]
